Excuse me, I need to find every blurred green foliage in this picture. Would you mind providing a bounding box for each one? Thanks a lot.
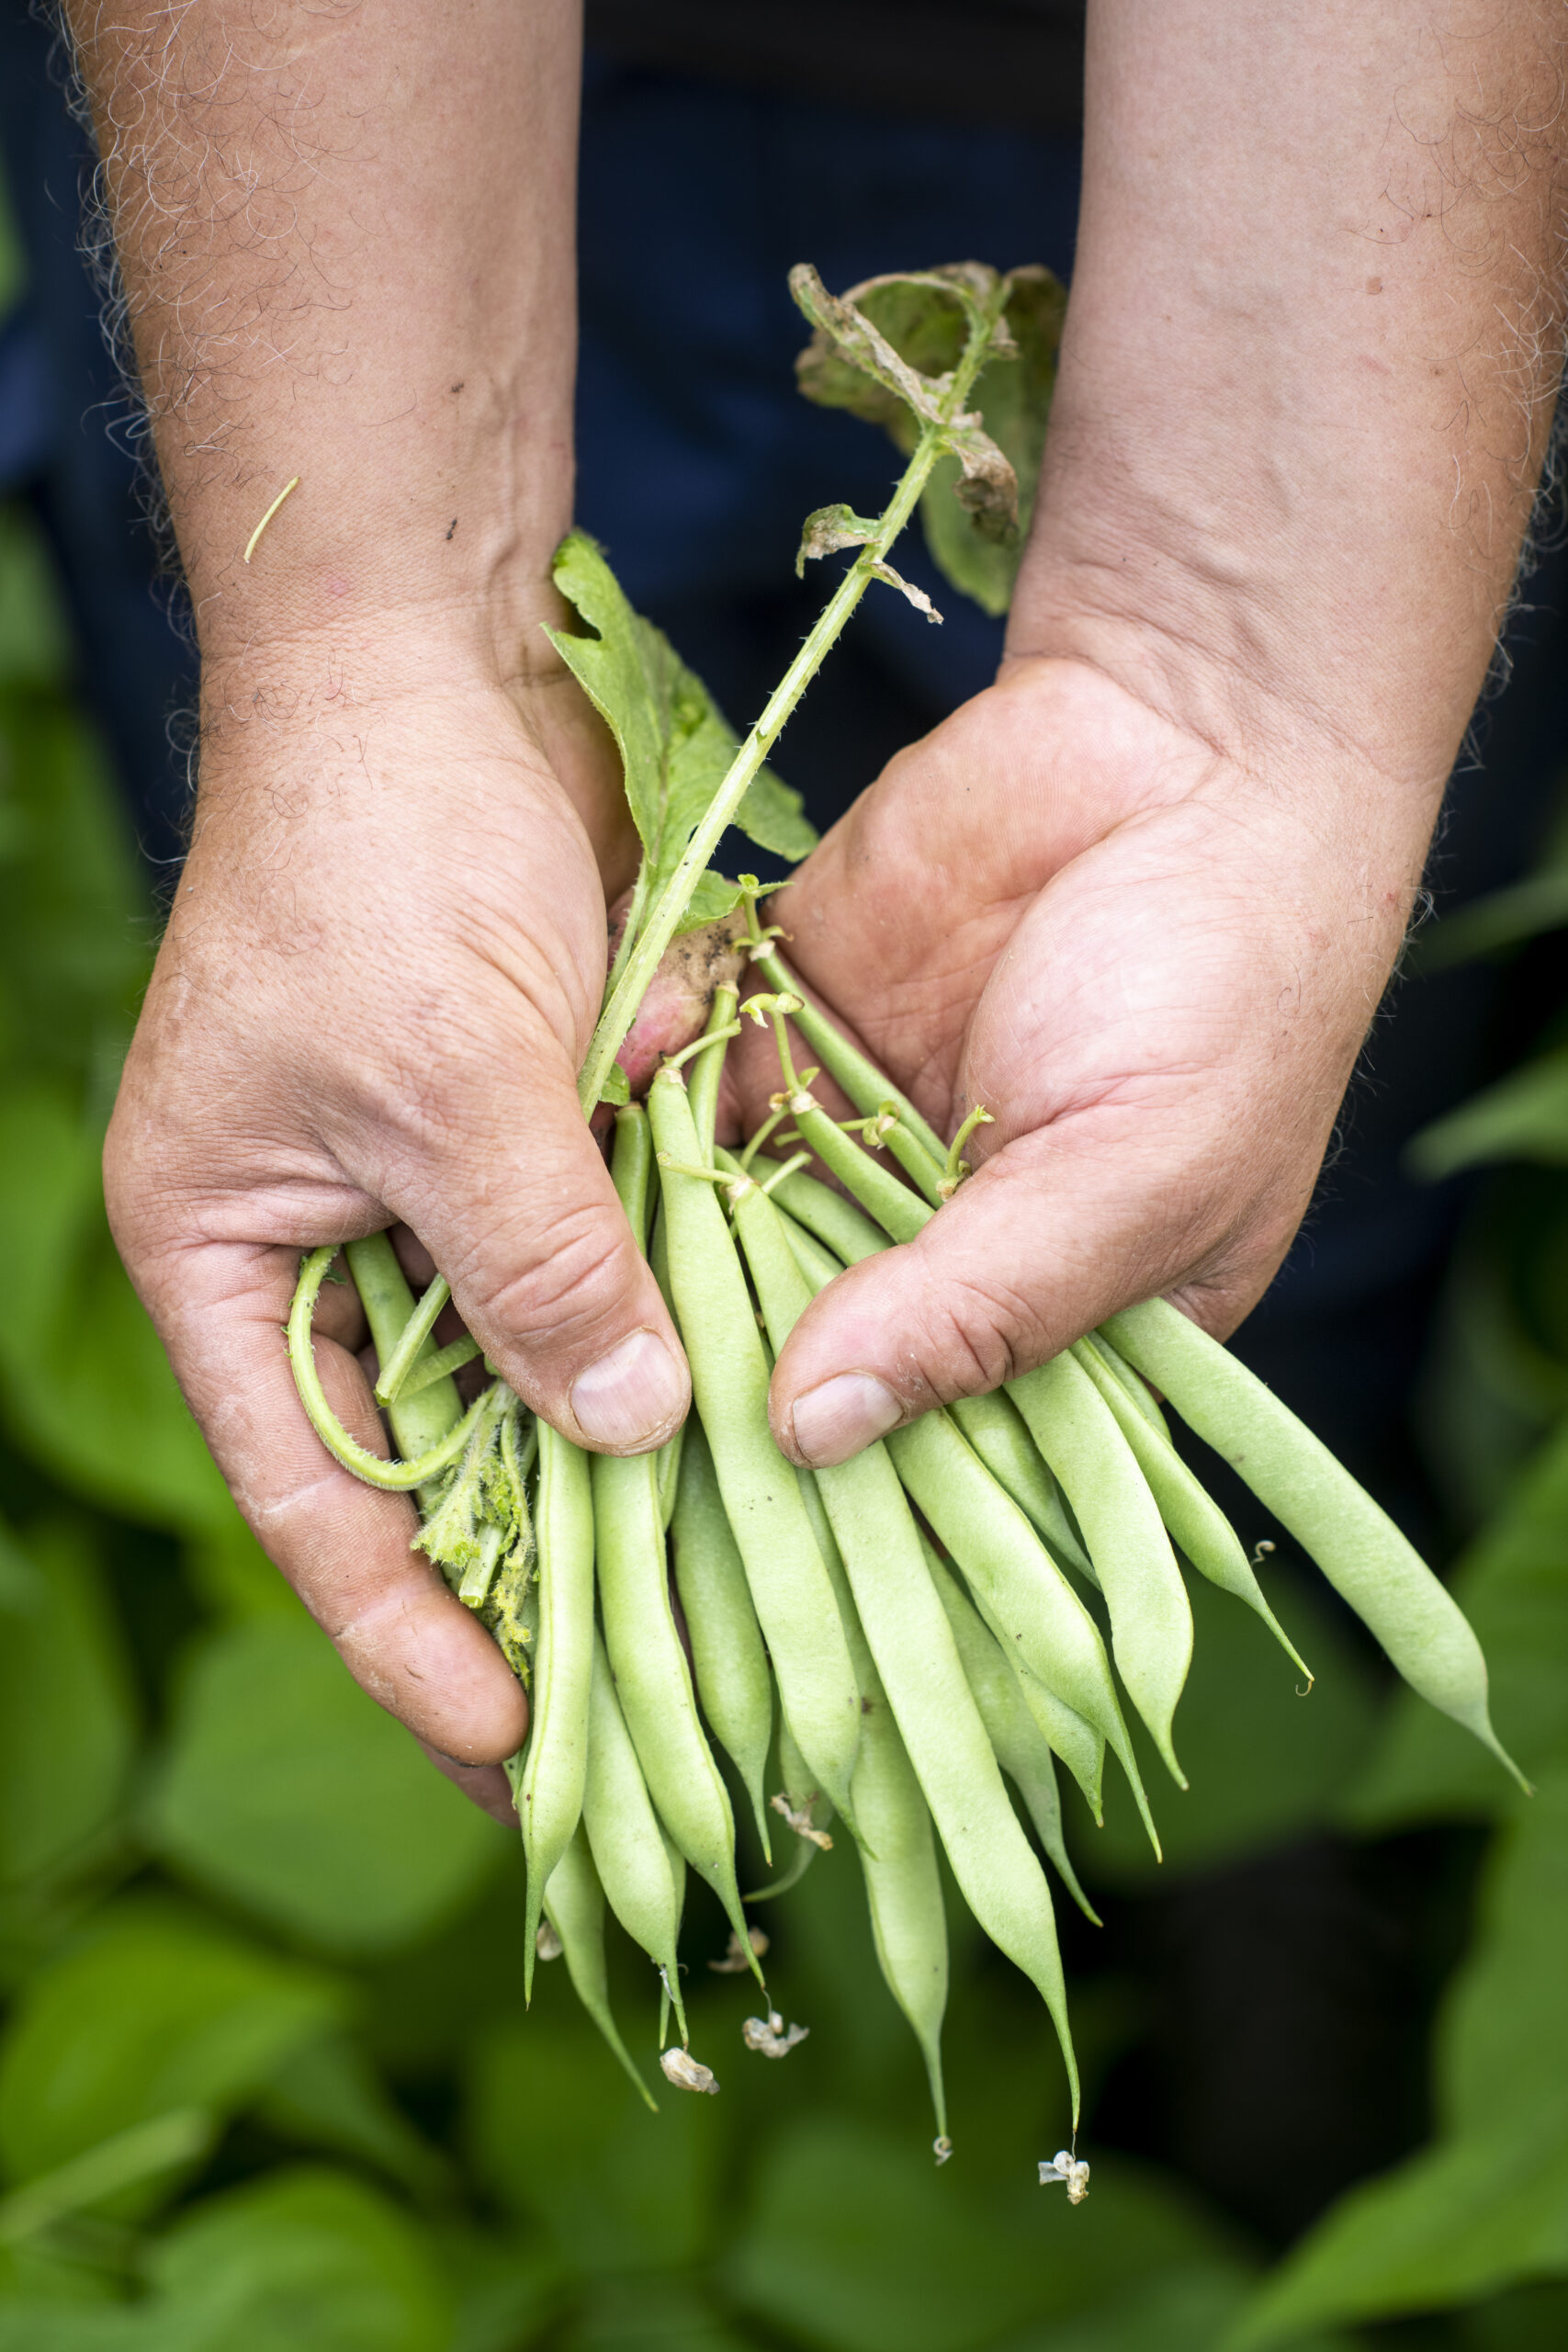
[3,190,1568,2350]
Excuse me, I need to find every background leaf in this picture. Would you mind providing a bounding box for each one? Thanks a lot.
[0,1518,135,1892]
[144,1618,507,1956]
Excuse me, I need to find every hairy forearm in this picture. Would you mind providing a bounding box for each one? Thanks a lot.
[1013,0,1567,806]
[64,0,581,684]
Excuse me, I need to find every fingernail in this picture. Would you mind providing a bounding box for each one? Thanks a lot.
[790,1372,902,1466]
[570,1329,686,1451]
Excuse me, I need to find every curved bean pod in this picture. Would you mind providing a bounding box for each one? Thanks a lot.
[921,1540,1100,1926]
[648,1202,685,1531]
[687,983,739,1162]
[1072,1339,1312,1681]
[541,1824,658,2112]
[1104,1297,1529,1789]
[670,1417,774,1853]
[520,1422,596,1996]
[592,1444,763,1985]
[582,1626,688,2046]
[649,1067,862,1819]
[734,1180,1078,2121]
[1009,1351,1193,1789]
[288,1248,492,1492]
[769,1165,891,1268]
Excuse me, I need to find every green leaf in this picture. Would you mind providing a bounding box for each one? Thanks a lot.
[1066,1567,1379,1886]
[0,1897,342,2189]
[464,2008,725,2275]
[256,2032,449,2198]
[1408,1044,1568,1180]
[547,537,815,923]
[147,2165,451,2352]
[728,2117,1229,2352]
[0,1517,137,1890]
[597,1061,632,1108]
[674,869,743,935]
[1348,1411,1568,1830]
[144,1617,506,1956]
[0,1081,233,1533]
[1225,1776,1568,2346]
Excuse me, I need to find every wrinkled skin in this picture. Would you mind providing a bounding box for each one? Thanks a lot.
[727,653,1433,1469]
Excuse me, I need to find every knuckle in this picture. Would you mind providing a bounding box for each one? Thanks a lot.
[460,1202,637,1357]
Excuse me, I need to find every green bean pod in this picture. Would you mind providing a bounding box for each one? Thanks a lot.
[949,1391,1098,1588]
[1008,1351,1193,1789]
[581,1627,688,2046]
[884,1408,1156,1849]
[769,1193,1096,1588]
[793,1465,949,2141]
[751,944,948,1170]
[921,1539,1100,1926]
[1104,1297,1529,1789]
[749,1714,833,1901]
[649,1067,862,1819]
[591,1445,763,1985]
[1072,1338,1312,1680]
[344,1231,465,1459]
[648,1202,685,1530]
[769,1165,892,1268]
[657,1820,687,2049]
[520,1423,595,1996]
[776,1090,931,1245]
[541,1824,658,2112]
[734,1180,1078,2121]
[687,983,739,1161]
[1083,1329,1170,1440]
[670,1417,774,1853]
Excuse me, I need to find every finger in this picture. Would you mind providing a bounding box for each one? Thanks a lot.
[130,1233,531,1762]
[416,1740,520,1828]
[766,1097,1304,1468]
[378,1031,690,1455]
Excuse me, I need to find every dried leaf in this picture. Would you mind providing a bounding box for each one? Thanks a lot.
[795,503,882,576]
[869,562,943,625]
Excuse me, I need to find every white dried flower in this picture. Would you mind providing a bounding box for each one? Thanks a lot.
[1039,2149,1090,2205]
[535,1922,563,1962]
[660,2048,719,2095]
[742,2011,809,2060]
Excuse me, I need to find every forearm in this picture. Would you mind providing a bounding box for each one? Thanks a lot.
[1013,0,1567,811]
[64,0,581,692]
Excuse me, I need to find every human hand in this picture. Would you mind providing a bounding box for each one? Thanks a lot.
[105,623,689,1813]
[744,652,1433,1468]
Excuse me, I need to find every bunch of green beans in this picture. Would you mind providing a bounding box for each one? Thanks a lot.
[285,898,1526,2181]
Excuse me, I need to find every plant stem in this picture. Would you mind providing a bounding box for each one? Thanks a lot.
[577,288,1005,1116]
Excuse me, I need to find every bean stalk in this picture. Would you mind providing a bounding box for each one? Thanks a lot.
[575,277,1010,1116]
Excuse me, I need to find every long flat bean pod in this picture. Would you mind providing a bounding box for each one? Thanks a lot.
[799,1467,949,2144]
[884,1408,1156,1849]
[920,1540,1099,1925]
[521,1422,596,1996]
[592,1445,763,1984]
[1083,1330,1170,1440]
[1072,1338,1311,1680]
[1009,1351,1193,1789]
[541,1825,657,2112]
[649,1068,862,1818]
[734,1179,1078,2120]
[1104,1297,1528,1788]
[670,1417,774,1852]
[582,1627,688,2046]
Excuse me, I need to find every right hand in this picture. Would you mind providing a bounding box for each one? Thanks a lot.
[106,620,689,1807]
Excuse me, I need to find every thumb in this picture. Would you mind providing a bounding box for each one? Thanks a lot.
[765,1115,1277,1467]
[380,1036,690,1454]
